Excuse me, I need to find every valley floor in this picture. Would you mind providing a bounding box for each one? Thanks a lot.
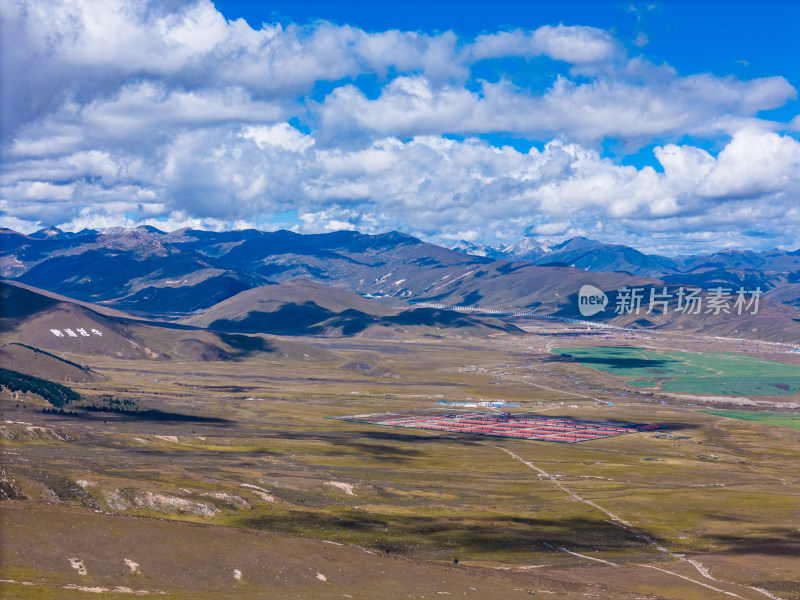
[2,328,800,599]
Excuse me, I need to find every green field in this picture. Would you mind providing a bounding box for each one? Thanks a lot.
[704,409,800,431]
[553,346,800,396]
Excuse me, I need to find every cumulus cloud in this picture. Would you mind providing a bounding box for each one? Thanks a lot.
[7,122,798,249]
[315,72,795,146]
[241,124,315,153]
[469,25,620,64]
[695,128,800,199]
[1,0,799,252]
[0,0,468,139]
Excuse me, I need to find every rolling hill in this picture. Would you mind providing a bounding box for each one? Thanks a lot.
[0,281,335,362]
[183,279,521,337]
[0,343,99,383]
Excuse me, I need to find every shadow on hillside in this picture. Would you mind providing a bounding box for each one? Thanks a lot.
[209,302,340,335]
[238,513,650,555]
[707,531,800,556]
[208,303,515,336]
[327,440,424,459]
[111,275,253,313]
[385,308,511,332]
[217,333,275,356]
[645,421,703,431]
[74,407,232,424]
[235,429,481,446]
[0,282,59,331]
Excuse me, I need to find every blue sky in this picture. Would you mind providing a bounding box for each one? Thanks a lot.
[218,0,800,118]
[220,1,797,77]
[1,0,799,254]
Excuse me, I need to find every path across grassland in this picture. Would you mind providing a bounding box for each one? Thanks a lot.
[485,444,783,600]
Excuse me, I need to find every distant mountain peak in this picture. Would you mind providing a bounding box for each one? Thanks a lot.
[384,230,412,239]
[30,226,64,239]
[453,240,499,258]
[550,236,603,252]
[502,236,555,258]
[372,230,422,245]
[137,225,166,235]
[101,226,165,240]
[93,226,179,257]
[28,227,98,240]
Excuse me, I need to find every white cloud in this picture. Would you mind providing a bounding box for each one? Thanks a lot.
[697,128,800,198]
[654,144,715,183]
[1,0,799,251]
[300,209,361,232]
[469,25,619,64]
[241,124,315,152]
[316,73,795,145]
[10,83,287,159]
[531,221,571,235]
[0,0,469,140]
[531,25,619,64]
[4,124,799,248]
[4,181,74,201]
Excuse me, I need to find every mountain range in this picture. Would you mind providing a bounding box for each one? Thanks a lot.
[453,235,800,311]
[1,226,799,344]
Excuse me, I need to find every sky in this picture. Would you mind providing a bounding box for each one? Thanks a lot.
[1,0,799,254]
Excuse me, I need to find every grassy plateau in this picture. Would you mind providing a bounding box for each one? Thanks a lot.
[2,328,800,598]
